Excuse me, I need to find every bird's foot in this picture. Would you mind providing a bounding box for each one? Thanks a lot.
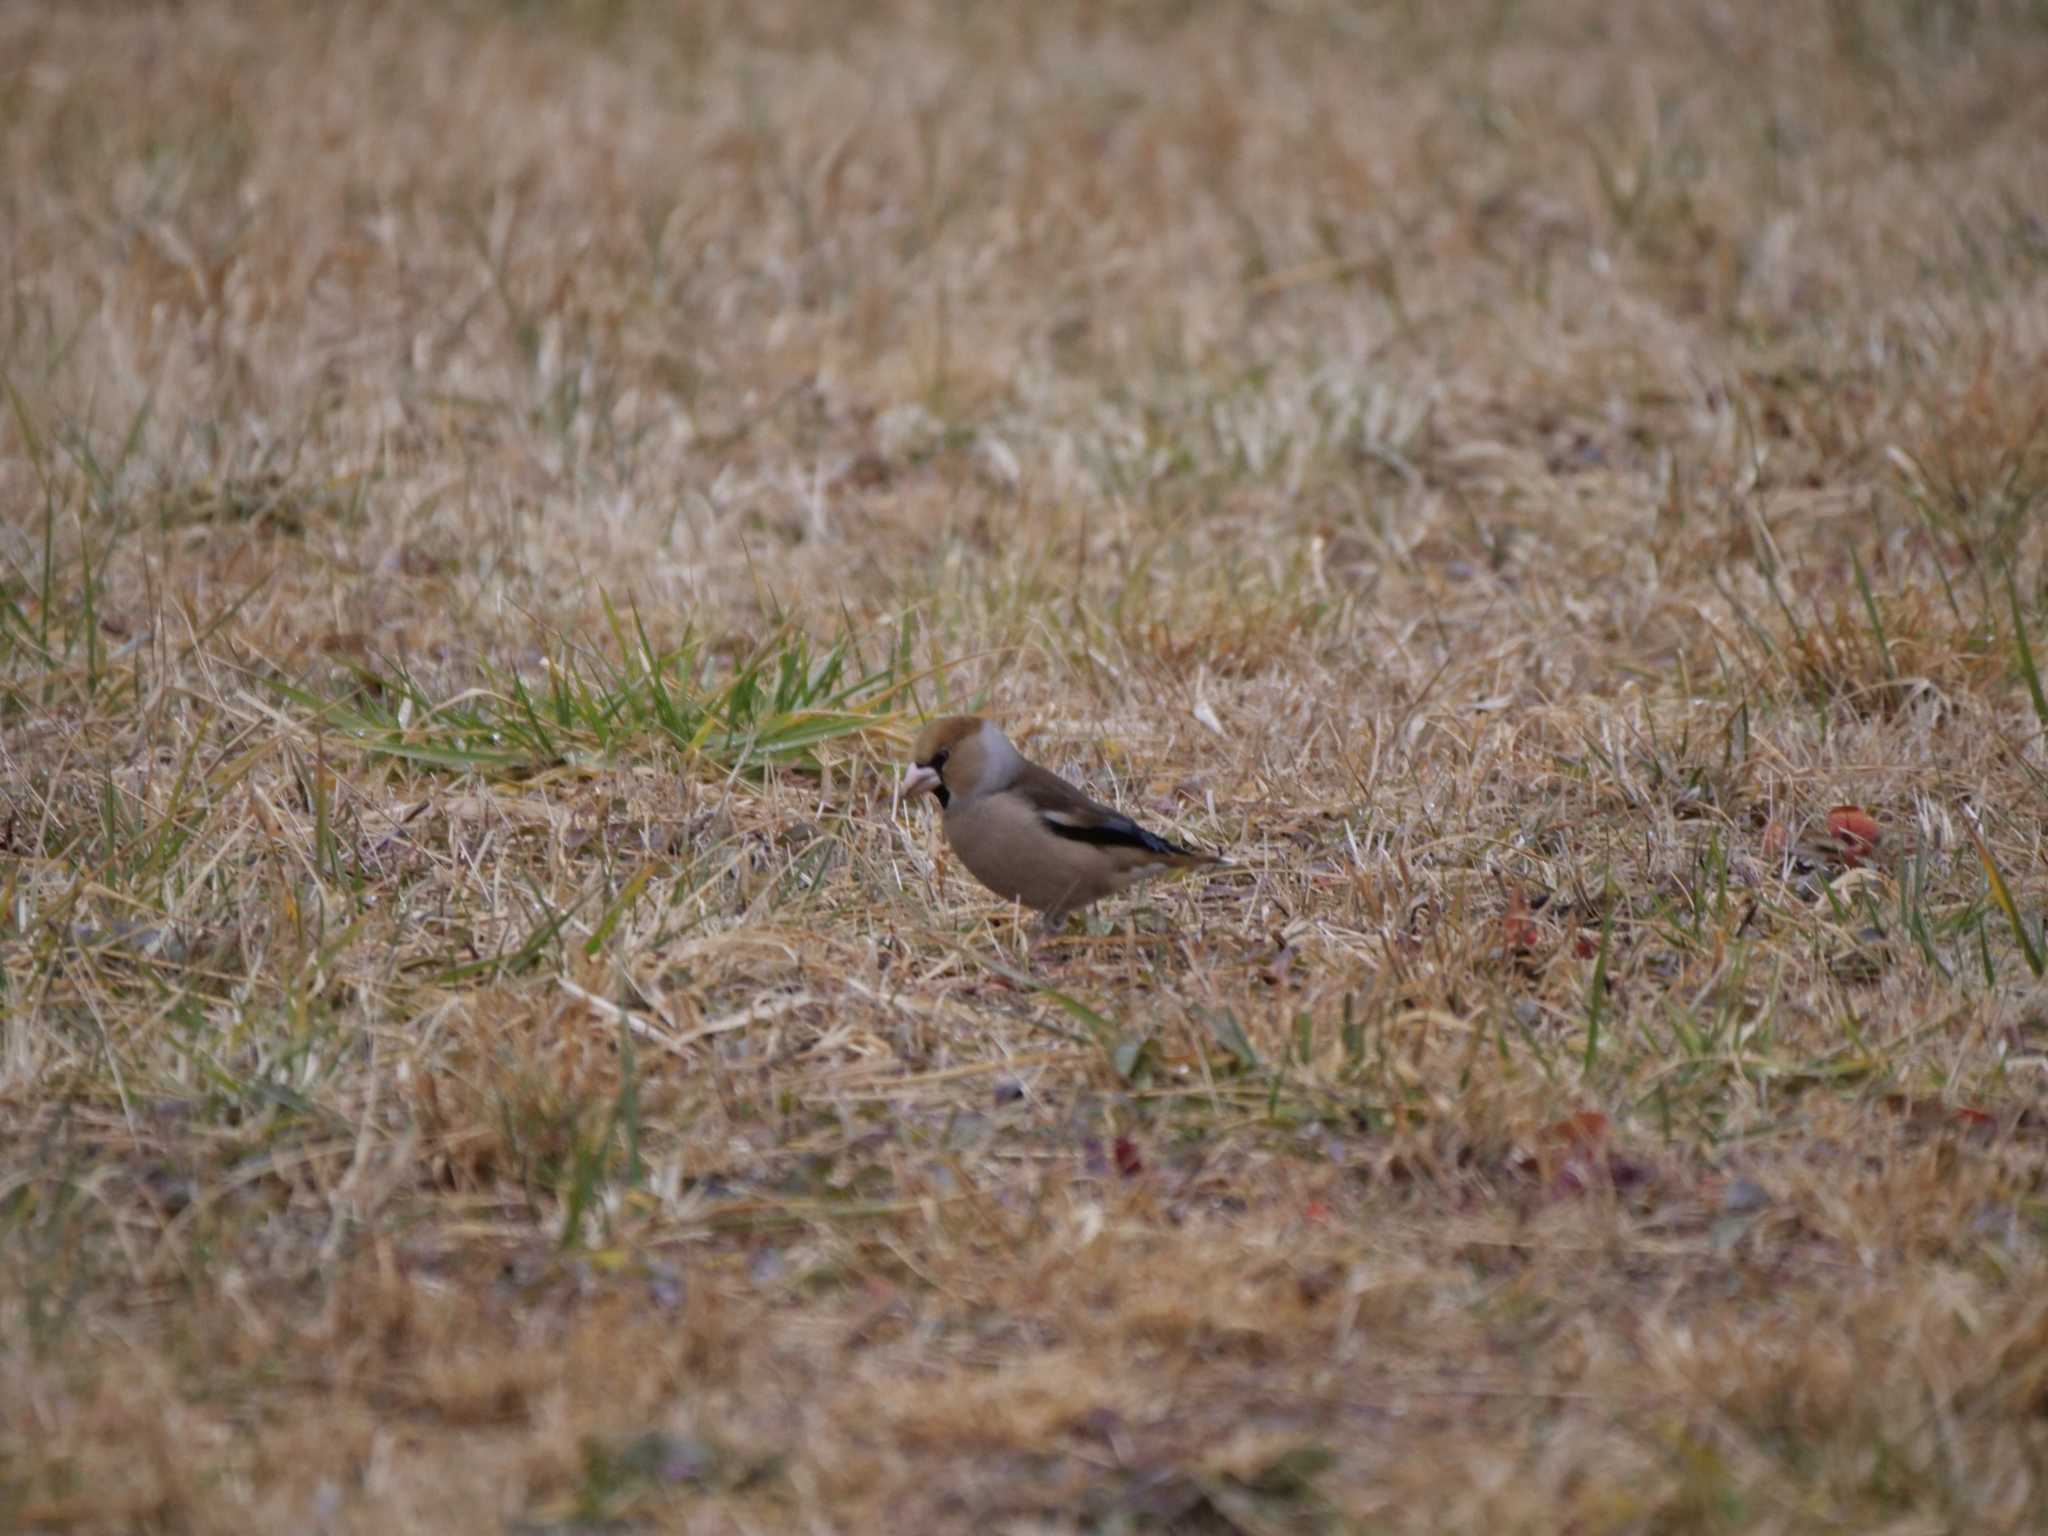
[1026,911,1075,968]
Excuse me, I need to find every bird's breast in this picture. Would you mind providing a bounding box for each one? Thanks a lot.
[944,794,1118,914]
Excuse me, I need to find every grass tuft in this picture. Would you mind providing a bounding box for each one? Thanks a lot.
[266,613,906,780]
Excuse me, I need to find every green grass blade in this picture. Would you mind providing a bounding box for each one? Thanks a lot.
[1850,547,1896,682]
[1965,814,2045,979]
[2007,564,2048,729]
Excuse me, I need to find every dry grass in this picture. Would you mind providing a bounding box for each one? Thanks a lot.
[4,1,2048,1530]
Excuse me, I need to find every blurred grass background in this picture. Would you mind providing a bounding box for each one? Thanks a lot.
[3,2,2048,1531]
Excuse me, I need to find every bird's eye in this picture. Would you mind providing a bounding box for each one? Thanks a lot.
[928,748,950,772]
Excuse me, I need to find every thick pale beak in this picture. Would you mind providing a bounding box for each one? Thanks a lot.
[901,764,942,798]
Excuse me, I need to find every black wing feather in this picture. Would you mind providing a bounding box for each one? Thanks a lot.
[1040,810,1192,858]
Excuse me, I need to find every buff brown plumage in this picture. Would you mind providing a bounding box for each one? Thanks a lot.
[902,716,1220,928]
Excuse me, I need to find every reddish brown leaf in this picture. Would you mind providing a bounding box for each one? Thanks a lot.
[1112,1137,1143,1178]
[1544,1110,1610,1149]
[1761,819,1790,861]
[1499,887,1541,954]
[1884,1096,1999,1139]
[1827,805,1880,866]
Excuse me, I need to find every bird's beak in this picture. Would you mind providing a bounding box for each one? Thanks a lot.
[901,764,942,798]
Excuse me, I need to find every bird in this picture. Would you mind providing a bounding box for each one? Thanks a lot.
[900,715,1221,931]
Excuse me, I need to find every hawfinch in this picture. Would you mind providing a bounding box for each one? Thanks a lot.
[902,716,1220,928]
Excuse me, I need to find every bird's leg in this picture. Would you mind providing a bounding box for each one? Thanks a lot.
[1028,907,1071,966]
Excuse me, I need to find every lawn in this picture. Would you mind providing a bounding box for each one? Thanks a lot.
[3,2,2047,1531]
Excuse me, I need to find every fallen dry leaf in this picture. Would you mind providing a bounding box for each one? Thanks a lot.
[1544,1110,1610,1149]
[1827,805,1881,866]
[1113,1137,1144,1178]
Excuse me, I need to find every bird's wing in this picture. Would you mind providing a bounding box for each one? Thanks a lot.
[1014,761,1208,861]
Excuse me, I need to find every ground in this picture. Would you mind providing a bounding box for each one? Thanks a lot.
[3,2,2048,1532]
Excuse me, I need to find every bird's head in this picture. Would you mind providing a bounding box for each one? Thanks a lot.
[903,715,1019,807]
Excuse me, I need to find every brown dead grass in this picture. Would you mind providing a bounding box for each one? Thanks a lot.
[4,1,2048,1531]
